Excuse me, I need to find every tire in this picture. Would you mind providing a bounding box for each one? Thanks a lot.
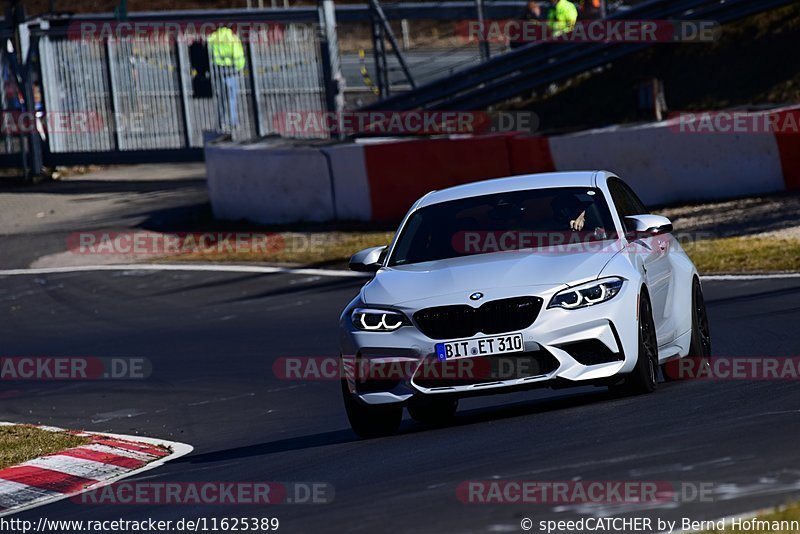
[407,397,458,426]
[611,290,658,396]
[663,277,711,381]
[688,278,712,359]
[341,379,402,438]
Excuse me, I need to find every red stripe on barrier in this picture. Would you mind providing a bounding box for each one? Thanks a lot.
[56,447,147,469]
[508,134,556,175]
[363,135,514,221]
[0,466,96,493]
[92,437,169,457]
[771,107,800,191]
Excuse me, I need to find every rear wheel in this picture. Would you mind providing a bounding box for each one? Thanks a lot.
[611,290,658,396]
[688,278,712,359]
[341,379,402,438]
[662,278,711,381]
[407,398,458,426]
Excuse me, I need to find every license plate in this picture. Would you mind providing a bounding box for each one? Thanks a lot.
[435,333,524,361]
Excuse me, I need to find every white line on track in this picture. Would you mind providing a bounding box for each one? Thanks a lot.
[0,263,369,278]
[701,273,800,281]
[0,263,798,280]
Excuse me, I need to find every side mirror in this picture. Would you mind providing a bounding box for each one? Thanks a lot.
[349,246,387,273]
[624,214,673,237]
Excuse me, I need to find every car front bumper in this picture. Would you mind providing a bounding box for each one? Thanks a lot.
[340,280,641,405]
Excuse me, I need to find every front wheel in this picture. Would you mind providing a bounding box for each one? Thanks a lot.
[611,290,658,396]
[341,380,402,438]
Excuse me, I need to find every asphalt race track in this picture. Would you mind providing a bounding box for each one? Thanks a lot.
[2,268,800,532]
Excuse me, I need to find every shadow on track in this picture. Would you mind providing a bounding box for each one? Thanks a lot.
[706,285,800,307]
[0,179,207,196]
[176,388,633,465]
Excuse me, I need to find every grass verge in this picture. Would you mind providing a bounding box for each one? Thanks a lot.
[684,237,800,274]
[0,425,91,470]
[159,232,800,274]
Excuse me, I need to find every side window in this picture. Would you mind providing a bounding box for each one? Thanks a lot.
[607,179,632,220]
[618,180,648,215]
[607,178,646,233]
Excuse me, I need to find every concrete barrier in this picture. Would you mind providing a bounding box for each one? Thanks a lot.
[204,106,799,225]
[363,134,515,221]
[771,107,800,191]
[205,141,335,224]
[321,143,371,222]
[507,135,555,175]
[548,121,786,205]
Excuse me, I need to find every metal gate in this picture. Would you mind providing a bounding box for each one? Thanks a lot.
[26,9,338,165]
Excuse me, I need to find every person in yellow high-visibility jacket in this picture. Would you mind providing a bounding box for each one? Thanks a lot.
[208,26,246,131]
[548,0,578,37]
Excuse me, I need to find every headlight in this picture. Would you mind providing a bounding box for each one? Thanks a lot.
[548,278,624,310]
[351,308,410,331]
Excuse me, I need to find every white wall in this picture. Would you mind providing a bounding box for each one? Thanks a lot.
[549,121,785,205]
[205,143,335,224]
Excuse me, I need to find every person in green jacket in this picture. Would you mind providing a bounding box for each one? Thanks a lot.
[208,26,246,130]
[548,0,578,37]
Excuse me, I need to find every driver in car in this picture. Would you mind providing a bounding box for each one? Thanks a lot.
[551,194,588,231]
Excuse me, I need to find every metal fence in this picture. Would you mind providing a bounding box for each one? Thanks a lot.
[34,21,330,159]
[5,1,519,173]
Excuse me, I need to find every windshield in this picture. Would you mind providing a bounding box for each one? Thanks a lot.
[388,187,617,266]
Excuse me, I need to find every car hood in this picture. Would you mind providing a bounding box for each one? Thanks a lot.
[363,246,619,307]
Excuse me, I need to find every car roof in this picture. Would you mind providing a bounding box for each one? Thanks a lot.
[415,171,611,209]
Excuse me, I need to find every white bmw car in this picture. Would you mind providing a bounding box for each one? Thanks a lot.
[339,171,711,437]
